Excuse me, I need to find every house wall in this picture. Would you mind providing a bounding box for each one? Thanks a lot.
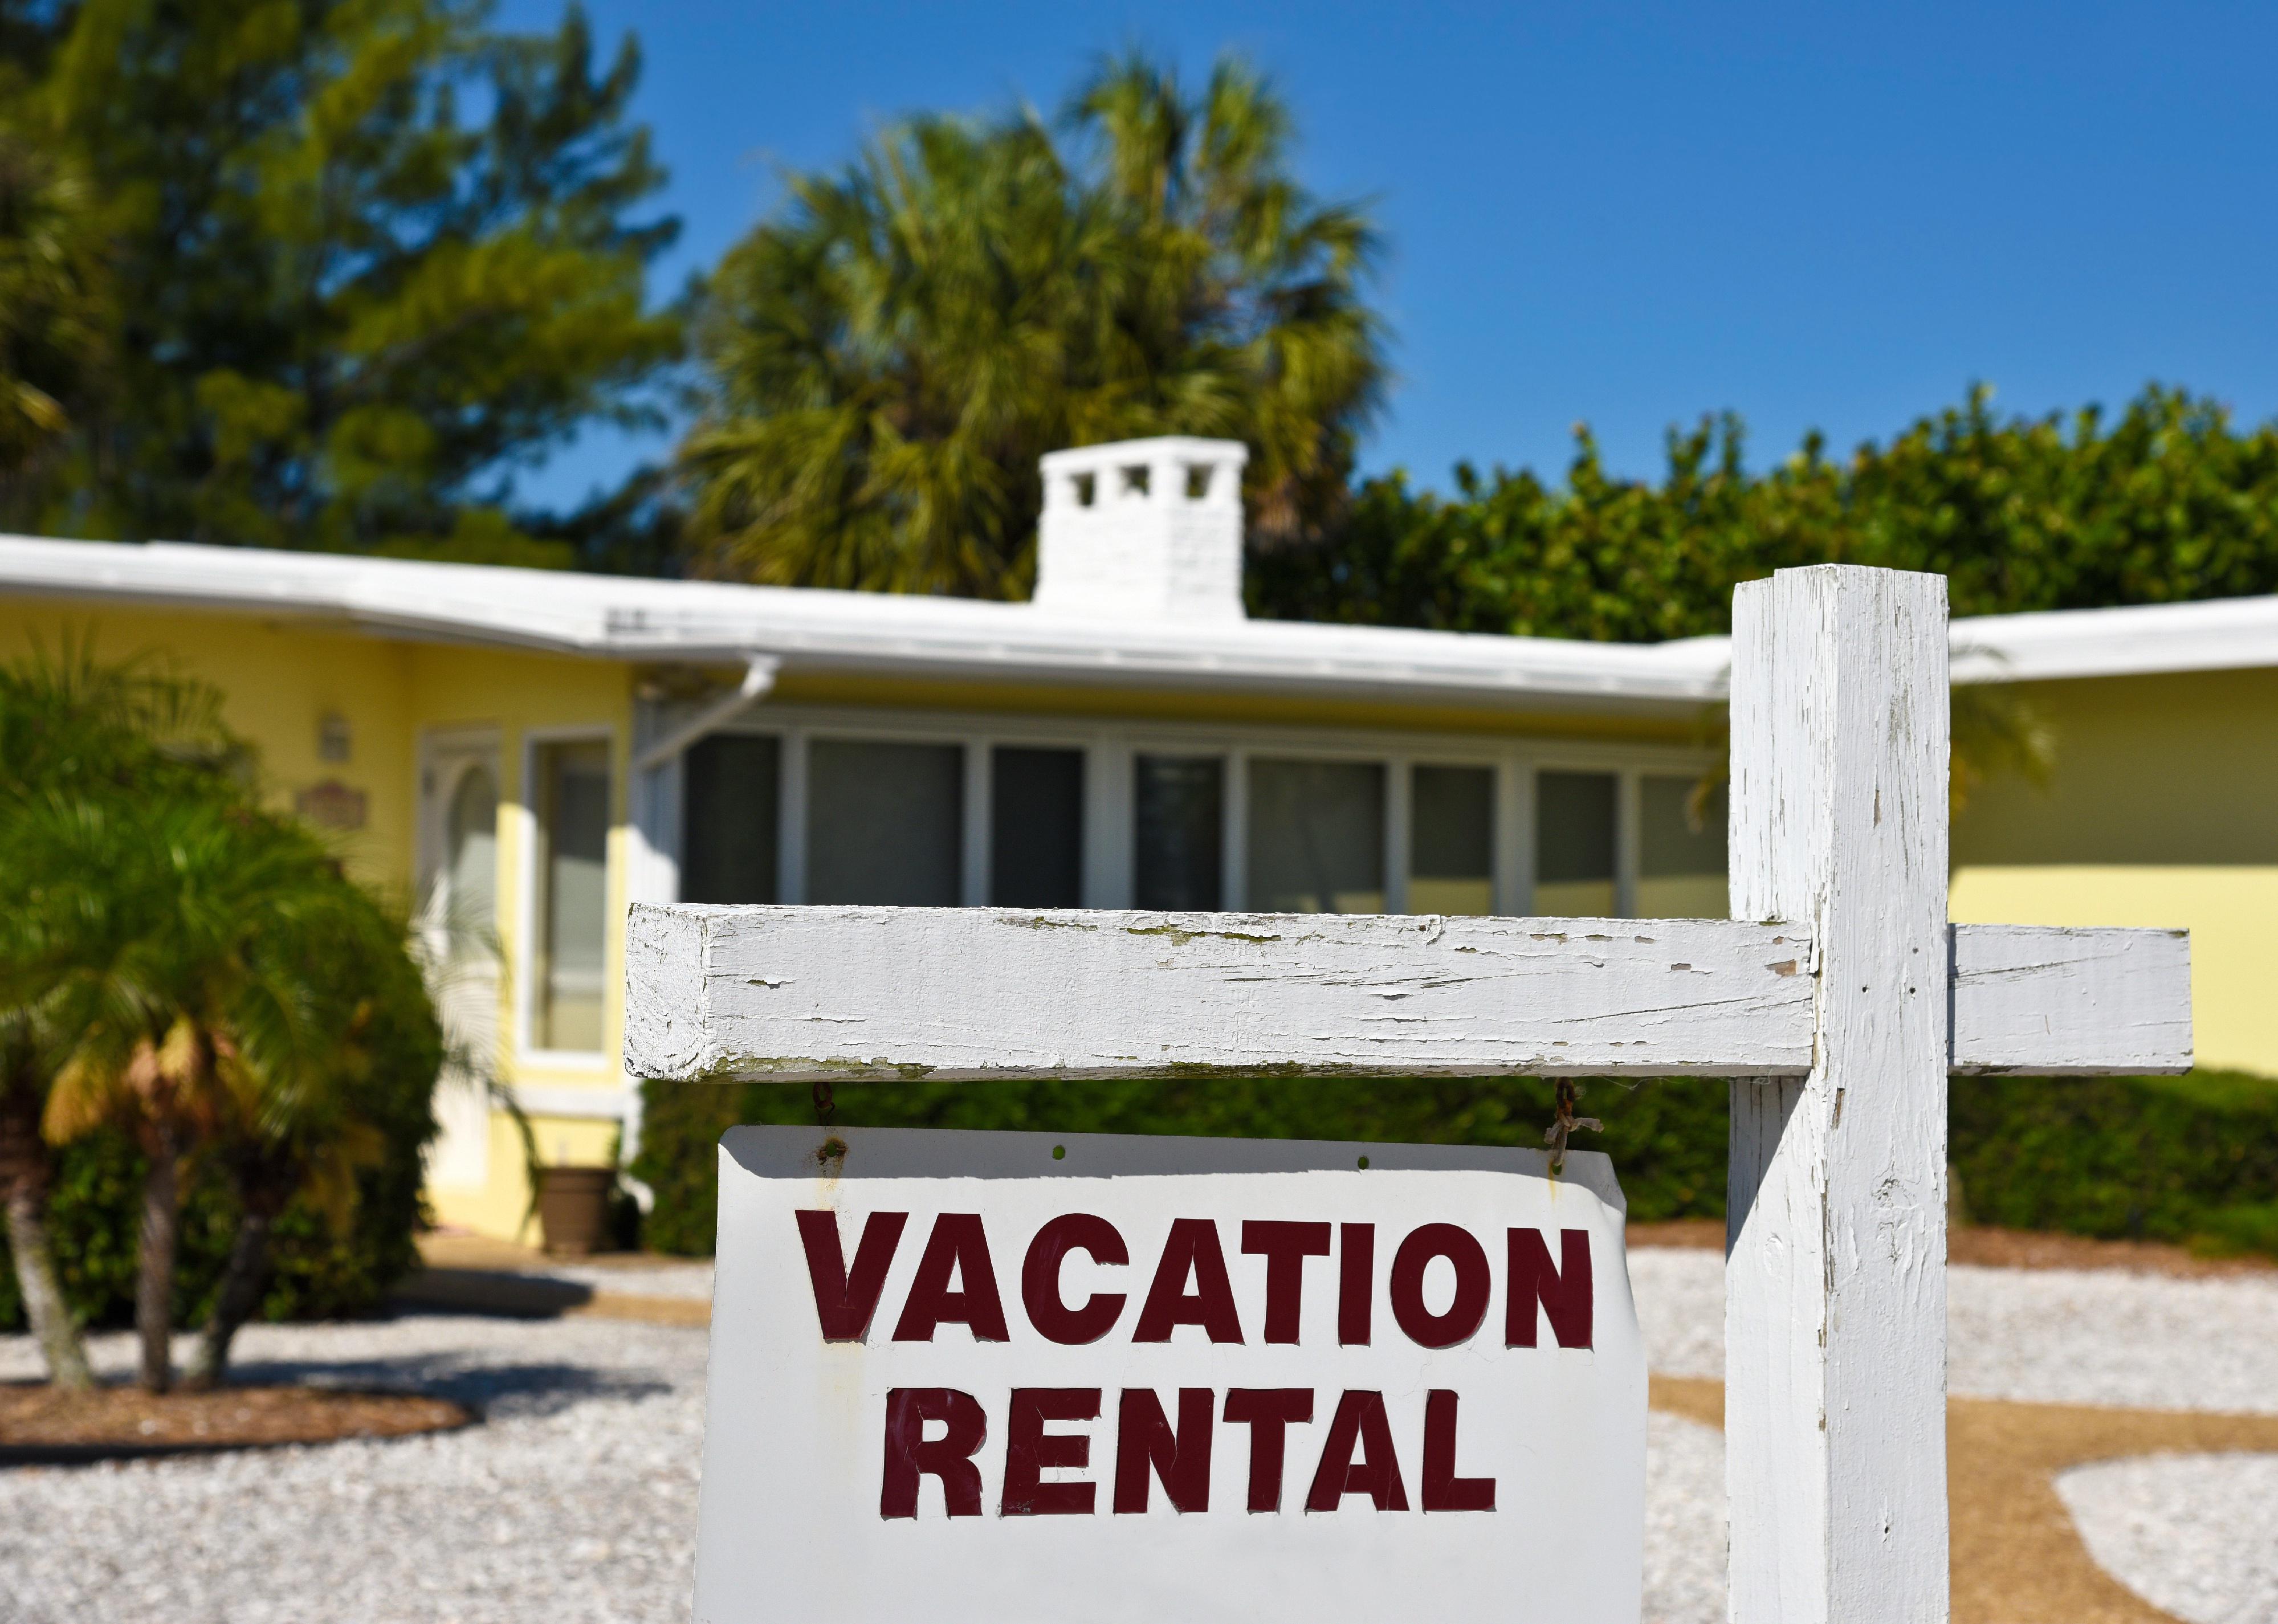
[404,643,637,1238]
[0,602,419,891]
[1950,668,2278,1075]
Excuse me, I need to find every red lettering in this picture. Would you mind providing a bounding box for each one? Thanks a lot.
[1305,1390,1409,1512]
[879,1388,987,1518]
[1112,1388,1213,1513]
[1505,1227,1594,1349]
[1224,1389,1313,1512]
[795,1210,908,1342]
[1240,1221,1330,1344]
[1001,1388,1100,1516]
[1420,1390,1495,1511]
[1389,1223,1491,1348]
[892,1214,1011,1342]
[1338,1223,1374,1345]
[1021,1214,1128,1344]
[1131,1219,1244,1343]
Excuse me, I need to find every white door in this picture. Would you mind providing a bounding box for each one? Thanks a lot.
[418,732,503,1193]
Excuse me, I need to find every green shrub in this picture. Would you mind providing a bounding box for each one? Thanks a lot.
[1950,1070,2278,1252]
[633,1068,2278,1260]
[631,1074,1728,1256]
[0,1115,432,1332]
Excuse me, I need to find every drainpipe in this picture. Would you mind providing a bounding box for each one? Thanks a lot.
[633,654,780,773]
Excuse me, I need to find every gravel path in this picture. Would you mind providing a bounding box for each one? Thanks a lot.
[2060,1454,2278,1624]
[1632,1248,2278,1413]
[0,1315,705,1624]
[1,1248,2269,1624]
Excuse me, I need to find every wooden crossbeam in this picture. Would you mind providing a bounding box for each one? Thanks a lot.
[622,904,2189,1084]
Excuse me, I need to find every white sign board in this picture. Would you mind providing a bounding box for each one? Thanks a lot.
[695,1125,1647,1624]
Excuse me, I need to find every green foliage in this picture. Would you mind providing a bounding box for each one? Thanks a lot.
[1255,386,2278,636]
[1952,1070,2278,1256]
[0,1117,430,1330]
[0,125,111,502]
[681,51,1384,597]
[5,0,679,552]
[635,1068,2278,1262]
[0,642,439,1339]
[630,1075,1725,1256]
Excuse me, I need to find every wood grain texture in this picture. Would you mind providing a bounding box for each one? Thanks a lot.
[624,908,2193,1086]
[621,905,1819,1082]
[1949,924,2191,1075]
[1726,565,1953,1624]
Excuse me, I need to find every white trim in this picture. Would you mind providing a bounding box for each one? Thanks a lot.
[510,1085,640,1123]
[9,533,2278,711]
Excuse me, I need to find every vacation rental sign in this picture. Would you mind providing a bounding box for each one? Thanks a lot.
[692,1126,1647,1624]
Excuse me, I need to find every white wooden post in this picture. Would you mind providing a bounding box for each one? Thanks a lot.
[1727,565,1950,1624]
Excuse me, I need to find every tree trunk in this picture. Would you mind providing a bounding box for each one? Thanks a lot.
[136,1131,181,1393]
[0,1062,91,1390]
[182,1205,274,1392]
[4,1182,93,1390]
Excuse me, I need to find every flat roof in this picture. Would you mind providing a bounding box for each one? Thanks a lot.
[1,534,2271,715]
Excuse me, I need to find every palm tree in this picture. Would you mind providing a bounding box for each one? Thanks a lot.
[26,791,278,1390]
[185,860,439,1390]
[680,51,1385,597]
[0,646,234,1389]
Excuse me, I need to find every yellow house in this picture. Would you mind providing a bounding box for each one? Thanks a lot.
[0,436,2268,1238]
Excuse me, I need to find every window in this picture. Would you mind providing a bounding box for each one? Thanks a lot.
[533,740,610,1052]
[1640,776,1727,919]
[1249,758,1385,913]
[1134,754,1222,910]
[443,762,498,950]
[1411,765,1494,915]
[991,746,1085,907]
[683,735,780,904]
[807,739,963,906]
[1536,770,1617,916]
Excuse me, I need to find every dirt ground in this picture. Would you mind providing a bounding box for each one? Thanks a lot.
[1651,1374,2278,1624]
[0,1383,470,1460]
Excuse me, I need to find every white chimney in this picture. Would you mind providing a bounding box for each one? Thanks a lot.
[1032,436,1249,622]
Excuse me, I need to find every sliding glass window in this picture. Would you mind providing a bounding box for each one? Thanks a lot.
[1410,765,1494,915]
[1134,754,1222,910]
[682,734,779,904]
[532,739,610,1052]
[991,746,1085,907]
[806,739,964,906]
[1248,758,1385,913]
[1639,775,1727,918]
[1535,770,1617,916]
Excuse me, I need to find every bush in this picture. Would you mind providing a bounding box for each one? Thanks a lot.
[633,1068,2278,1260]
[631,1074,1729,1256]
[1951,1070,2278,1252]
[0,1109,433,1332]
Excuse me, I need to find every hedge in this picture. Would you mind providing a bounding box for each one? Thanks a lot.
[632,1070,2278,1260]
[0,1119,432,1333]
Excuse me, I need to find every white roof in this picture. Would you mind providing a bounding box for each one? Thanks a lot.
[1,533,2270,715]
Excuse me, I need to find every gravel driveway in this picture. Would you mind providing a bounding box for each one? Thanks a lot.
[1,1249,2272,1624]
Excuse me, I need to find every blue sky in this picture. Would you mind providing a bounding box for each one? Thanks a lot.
[496,1,2278,514]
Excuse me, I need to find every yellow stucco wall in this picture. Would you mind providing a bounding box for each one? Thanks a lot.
[0,601,419,891]
[1951,668,2278,1076]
